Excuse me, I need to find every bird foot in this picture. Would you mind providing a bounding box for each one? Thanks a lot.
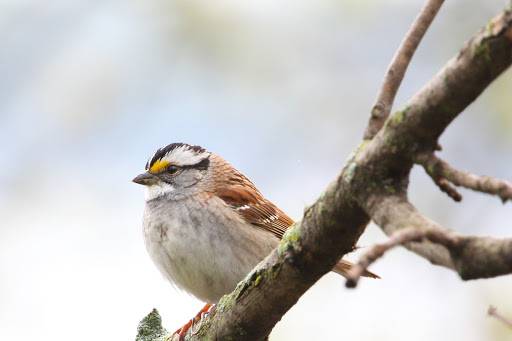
[173,303,217,340]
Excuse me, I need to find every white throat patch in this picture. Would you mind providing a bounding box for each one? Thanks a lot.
[145,182,175,201]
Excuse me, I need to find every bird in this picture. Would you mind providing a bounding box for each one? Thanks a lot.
[133,142,379,339]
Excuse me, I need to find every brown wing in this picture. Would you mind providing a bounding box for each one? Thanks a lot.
[211,156,380,279]
[218,185,380,279]
[214,169,294,239]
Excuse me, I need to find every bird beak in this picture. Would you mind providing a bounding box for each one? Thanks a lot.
[132,171,158,186]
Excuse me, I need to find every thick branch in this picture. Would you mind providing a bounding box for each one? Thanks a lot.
[364,0,445,140]
[416,153,512,203]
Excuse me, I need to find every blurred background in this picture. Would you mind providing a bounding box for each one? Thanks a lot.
[1,0,511,340]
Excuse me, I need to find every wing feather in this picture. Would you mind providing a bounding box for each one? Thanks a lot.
[215,171,294,239]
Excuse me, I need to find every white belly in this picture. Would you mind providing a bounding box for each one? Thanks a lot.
[143,196,278,303]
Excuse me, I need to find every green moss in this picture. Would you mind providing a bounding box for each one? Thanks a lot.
[345,150,357,163]
[384,185,396,194]
[385,134,392,146]
[346,140,372,164]
[443,73,449,83]
[195,314,214,338]
[345,162,357,182]
[486,22,493,36]
[371,106,380,118]
[475,42,491,62]
[217,292,235,313]
[236,326,247,335]
[269,264,280,278]
[136,309,171,341]
[475,43,487,55]
[370,181,377,188]
[390,109,405,126]
[278,223,302,255]
[427,164,435,174]
[358,139,372,151]
[225,336,233,341]
[254,275,262,286]
[317,200,326,216]
[389,104,410,127]
[442,170,453,179]
[217,294,229,310]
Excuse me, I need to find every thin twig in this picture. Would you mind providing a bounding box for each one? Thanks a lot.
[363,0,445,140]
[416,153,462,201]
[346,227,458,288]
[488,305,512,329]
[416,153,512,203]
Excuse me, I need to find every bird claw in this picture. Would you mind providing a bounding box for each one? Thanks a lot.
[172,304,217,340]
[191,304,217,335]
[172,319,192,341]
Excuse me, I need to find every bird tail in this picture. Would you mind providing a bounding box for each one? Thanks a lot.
[333,259,380,279]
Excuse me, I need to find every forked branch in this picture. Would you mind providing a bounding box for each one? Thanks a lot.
[346,227,457,287]
[416,153,512,203]
[347,5,512,284]
[362,195,512,283]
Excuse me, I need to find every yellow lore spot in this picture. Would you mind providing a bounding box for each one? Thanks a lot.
[149,159,169,173]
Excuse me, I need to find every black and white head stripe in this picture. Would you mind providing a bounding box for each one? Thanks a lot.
[146,143,210,172]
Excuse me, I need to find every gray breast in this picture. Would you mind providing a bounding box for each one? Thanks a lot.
[142,195,279,303]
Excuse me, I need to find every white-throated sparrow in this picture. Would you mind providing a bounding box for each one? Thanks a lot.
[133,143,378,338]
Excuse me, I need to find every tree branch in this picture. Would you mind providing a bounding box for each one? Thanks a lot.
[416,153,512,203]
[137,5,512,340]
[488,305,512,329]
[362,6,512,167]
[345,227,457,288]
[363,0,445,140]
[346,7,512,280]
[364,194,512,281]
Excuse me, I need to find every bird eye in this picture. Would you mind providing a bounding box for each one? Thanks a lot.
[167,165,180,175]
